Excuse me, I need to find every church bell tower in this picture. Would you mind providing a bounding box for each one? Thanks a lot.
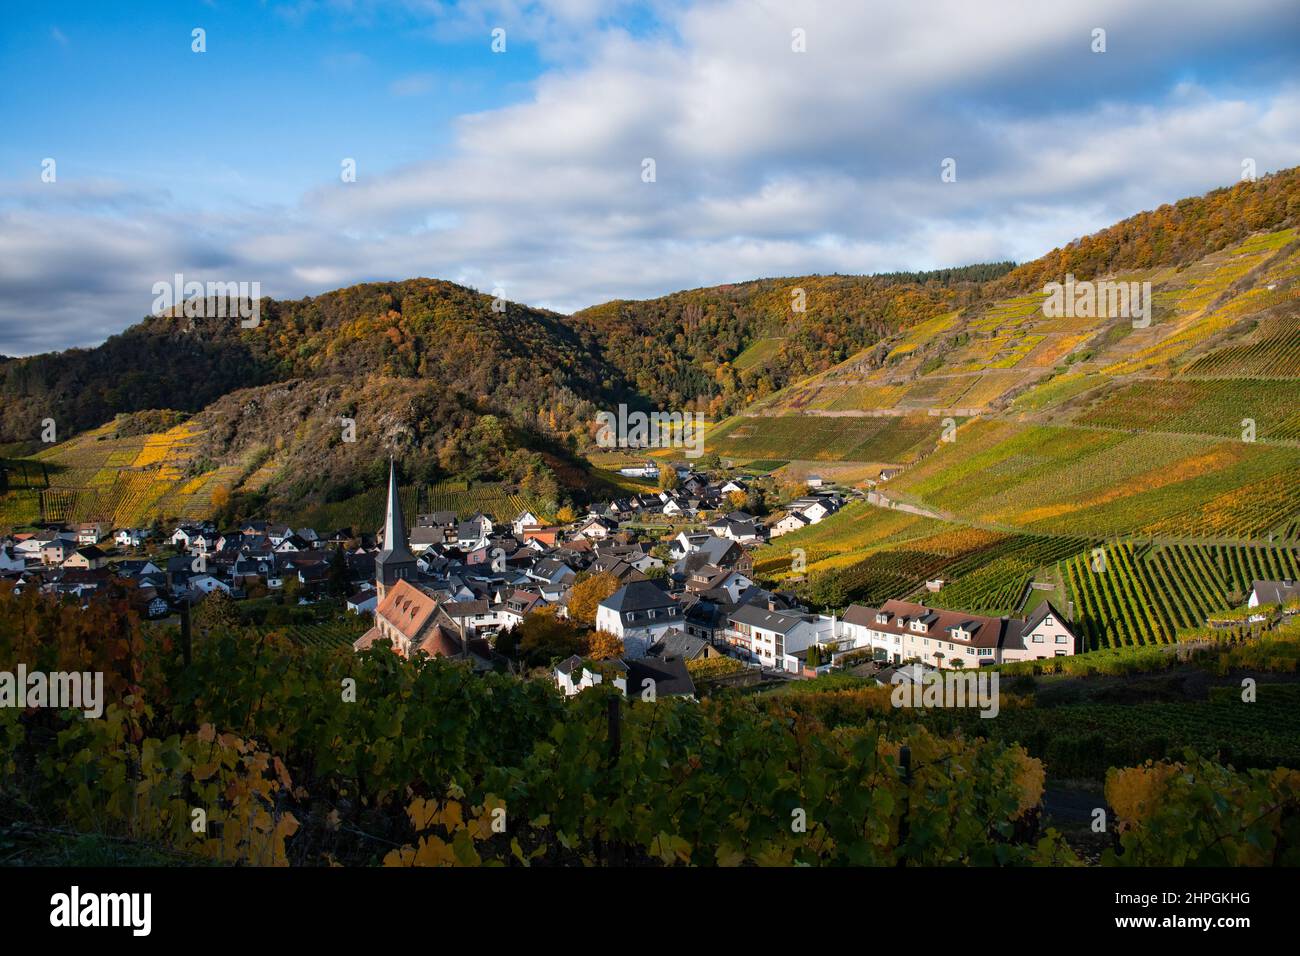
[375,457,416,599]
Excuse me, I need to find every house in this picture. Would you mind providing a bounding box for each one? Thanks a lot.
[346,588,378,614]
[0,544,25,572]
[595,580,684,657]
[511,510,541,536]
[625,656,696,700]
[75,522,106,546]
[805,474,824,489]
[186,574,232,596]
[838,599,1078,668]
[554,656,628,697]
[1248,580,1300,609]
[113,559,162,579]
[573,515,618,540]
[40,537,78,566]
[1000,602,1080,663]
[684,565,752,603]
[500,589,546,629]
[145,596,172,619]
[114,528,151,549]
[727,603,830,672]
[437,599,501,638]
[63,546,108,571]
[706,512,762,545]
[522,526,562,548]
[646,627,720,662]
[768,511,810,538]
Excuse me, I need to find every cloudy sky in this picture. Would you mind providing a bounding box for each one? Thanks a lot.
[1,0,1297,355]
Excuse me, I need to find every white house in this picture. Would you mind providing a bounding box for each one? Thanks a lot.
[727,604,831,672]
[511,510,541,536]
[187,574,232,596]
[595,580,684,657]
[768,512,810,538]
[114,528,151,549]
[838,599,1077,668]
[554,656,628,697]
[347,589,378,614]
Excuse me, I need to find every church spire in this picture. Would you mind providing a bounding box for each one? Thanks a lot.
[375,456,416,598]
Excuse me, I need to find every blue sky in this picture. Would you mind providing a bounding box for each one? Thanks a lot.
[1,0,1298,354]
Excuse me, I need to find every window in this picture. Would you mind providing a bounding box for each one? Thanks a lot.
[1045,615,1053,626]
[1032,634,1044,643]
[1056,635,1068,644]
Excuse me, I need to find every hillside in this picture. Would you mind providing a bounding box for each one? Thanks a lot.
[1,169,1297,532]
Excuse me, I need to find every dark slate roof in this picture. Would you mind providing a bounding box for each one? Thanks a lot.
[1252,580,1300,605]
[601,579,677,613]
[646,628,710,661]
[729,603,808,635]
[625,656,696,698]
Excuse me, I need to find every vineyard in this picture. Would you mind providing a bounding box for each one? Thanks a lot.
[803,527,1090,611]
[264,619,370,649]
[1073,378,1300,442]
[1182,316,1300,378]
[1061,540,1300,648]
[708,413,941,463]
[291,480,549,533]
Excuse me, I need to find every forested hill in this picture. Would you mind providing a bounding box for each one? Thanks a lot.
[569,264,1015,420]
[0,279,627,446]
[993,167,1300,296]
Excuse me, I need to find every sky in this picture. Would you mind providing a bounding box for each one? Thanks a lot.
[0,0,1297,355]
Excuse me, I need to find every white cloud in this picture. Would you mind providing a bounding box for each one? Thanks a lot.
[3,0,1298,354]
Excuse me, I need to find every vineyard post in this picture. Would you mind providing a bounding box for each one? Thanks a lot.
[896,743,911,867]
[180,599,193,668]
[606,695,623,867]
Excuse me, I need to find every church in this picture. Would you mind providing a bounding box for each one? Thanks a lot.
[352,459,494,667]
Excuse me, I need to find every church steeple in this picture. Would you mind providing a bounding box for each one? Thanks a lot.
[375,457,416,599]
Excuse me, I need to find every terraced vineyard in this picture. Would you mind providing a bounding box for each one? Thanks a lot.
[708,413,944,464]
[1062,541,1300,649]
[291,480,549,533]
[1183,316,1300,378]
[929,535,1092,614]
[1073,378,1300,442]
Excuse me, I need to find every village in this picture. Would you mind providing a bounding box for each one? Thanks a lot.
[3,457,1296,703]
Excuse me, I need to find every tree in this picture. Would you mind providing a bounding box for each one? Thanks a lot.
[726,490,747,511]
[211,483,231,511]
[555,504,578,524]
[657,467,679,492]
[567,572,620,626]
[517,608,584,664]
[585,629,625,661]
[327,545,351,598]
[193,589,241,635]
[494,625,518,659]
